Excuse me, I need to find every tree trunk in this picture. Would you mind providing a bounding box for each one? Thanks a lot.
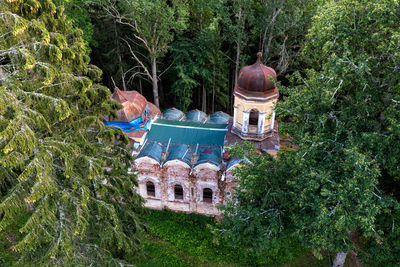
[212,68,215,113]
[159,79,164,107]
[113,18,126,91]
[233,7,246,113]
[151,57,159,108]
[202,85,207,113]
[332,252,347,267]
[198,85,201,109]
[234,7,242,90]
[262,1,285,58]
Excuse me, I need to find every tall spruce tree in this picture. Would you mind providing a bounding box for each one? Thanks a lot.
[0,0,143,265]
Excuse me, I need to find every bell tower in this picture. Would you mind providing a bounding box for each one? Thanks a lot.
[232,52,279,140]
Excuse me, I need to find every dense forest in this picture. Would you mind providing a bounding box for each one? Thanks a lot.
[1,0,399,266]
[58,0,317,113]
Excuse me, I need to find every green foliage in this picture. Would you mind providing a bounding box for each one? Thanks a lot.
[170,31,228,112]
[0,0,143,265]
[358,205,400,266]
[219,143,307,265]
[135,209,307,266]
[56,0,96,53]
[117,0,189,59]
[81,0,317,111]
[220,0,400,263]
[278,0,400,261]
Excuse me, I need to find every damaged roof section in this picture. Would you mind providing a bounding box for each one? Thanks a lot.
[148,102,161,117]
[226,157,251,172]
[195,146,222,167]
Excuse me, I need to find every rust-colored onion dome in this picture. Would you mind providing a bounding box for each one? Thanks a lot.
[235,52,277,96]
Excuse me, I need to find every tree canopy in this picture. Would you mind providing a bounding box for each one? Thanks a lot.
[0,0,143,265]
[219,0,400,265]
[1,0,399,265]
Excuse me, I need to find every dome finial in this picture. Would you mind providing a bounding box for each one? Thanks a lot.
[256,52,262,63]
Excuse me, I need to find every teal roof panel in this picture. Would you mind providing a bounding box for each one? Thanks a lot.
[165,144,192,166]
[208,111,230,124]
[137,141,162,164]
[162,108,185,120]
[186,110,206,122]
[147,119,227,147]
[195,147,221,167]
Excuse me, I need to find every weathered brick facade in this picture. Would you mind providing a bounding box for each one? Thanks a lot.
[135,155,227,216]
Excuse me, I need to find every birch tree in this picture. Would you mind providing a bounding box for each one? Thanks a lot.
[97,0,189,108]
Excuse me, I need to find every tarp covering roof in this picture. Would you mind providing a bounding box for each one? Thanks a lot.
[162,108,185,120]
[186,110,206,122]
[165,144,192,167]
[104,104,151,132]
[137,141,162,164]
[147,119,227,147]
[195,146,222,167]
[208,111,231,124]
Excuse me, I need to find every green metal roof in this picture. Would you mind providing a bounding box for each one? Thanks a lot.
[164,144,192,166]
[147,119,227,147]
[195,147,221,167]
[186,110,206,122]
[208,111,230,124]
[162,108,185,120]
[153,119,227,129]
[137,141,162,164]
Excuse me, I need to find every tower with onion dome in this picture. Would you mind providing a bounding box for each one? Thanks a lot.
[231,52,279,141]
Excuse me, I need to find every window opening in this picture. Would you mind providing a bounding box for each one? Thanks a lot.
[203,188,213,203]
[249,109,259,126]
[146,181,155,197]
[174,184,183,200]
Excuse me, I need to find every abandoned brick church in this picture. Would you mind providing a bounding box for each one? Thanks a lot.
[106,53,280,216]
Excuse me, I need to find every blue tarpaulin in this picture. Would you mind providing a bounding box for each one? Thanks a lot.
[104,105,151,133]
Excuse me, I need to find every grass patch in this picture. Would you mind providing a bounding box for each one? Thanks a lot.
[0,208,337,266]
[133,209,324,266]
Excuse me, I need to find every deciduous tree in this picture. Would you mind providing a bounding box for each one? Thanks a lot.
[220,0,400,266]
[97,0,189,108]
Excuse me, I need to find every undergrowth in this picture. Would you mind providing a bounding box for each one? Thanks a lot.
[133,209,308,266]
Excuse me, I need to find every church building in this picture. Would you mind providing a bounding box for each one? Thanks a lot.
[105,53,280,216]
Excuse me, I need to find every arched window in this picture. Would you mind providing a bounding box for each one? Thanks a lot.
[146,181,155,197]
[249,109,259,126]
[203,188,213,203]
[174,184,183,200]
